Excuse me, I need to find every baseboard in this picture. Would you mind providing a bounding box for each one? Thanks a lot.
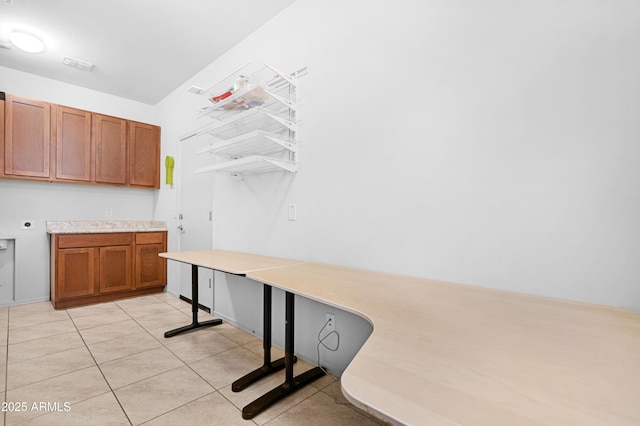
[0,296,50,308]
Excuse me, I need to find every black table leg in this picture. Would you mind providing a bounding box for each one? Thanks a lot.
[232,285,296,392]
[164,264,222,338]
[241,291,325,420]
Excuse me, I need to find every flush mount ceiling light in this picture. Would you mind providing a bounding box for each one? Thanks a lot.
[9,30,45,53]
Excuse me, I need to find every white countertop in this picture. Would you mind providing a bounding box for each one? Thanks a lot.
[46,221,168,234]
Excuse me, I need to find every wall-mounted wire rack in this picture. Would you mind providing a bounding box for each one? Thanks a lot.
[181,61,304,179]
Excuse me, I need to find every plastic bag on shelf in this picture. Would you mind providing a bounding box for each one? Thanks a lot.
[209,75,269,109]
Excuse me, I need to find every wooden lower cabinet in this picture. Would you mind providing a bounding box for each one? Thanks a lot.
[99,246,133,293]
[56,248,98,299]
[135,243,165,288]
[51,231,166,309]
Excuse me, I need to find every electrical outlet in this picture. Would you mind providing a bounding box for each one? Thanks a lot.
[105,208,113,217]
[326,313,335,332]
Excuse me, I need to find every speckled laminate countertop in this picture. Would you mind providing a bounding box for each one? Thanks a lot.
[46,221,168,234]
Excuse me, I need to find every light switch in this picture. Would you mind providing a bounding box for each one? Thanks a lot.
[288,203,297,221]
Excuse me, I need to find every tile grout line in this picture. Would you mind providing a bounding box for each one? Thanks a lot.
[144,298,263,423]
[69,304,135,426]
[163,343,258,425]
[6,296,361,425]
[215,389,261,425]
[135,391,225,425]
[3,348,97,394]
[129,295,273,424]
[70,298,204,424]
[83,297,234,424]
[4,307,113,425]
[162,300,345,425]
[165,317,327,425]
[126,299,253,424]
[4,299,213,426]
[5,323,79,346]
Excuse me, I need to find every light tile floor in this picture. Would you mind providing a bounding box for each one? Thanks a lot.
[0,294,384,425]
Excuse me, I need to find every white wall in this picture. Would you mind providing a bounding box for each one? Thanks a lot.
[162,0,638,373]
[0,0,633,376]
[205,0,640,308]
[0,66,158,305]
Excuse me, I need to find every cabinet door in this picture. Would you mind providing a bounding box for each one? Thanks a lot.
[54,106,92,181]
[99,246,132,293]
[94,114,127,184]
[4,94,51,178]
[57,248,98,299]
[135,243,166,288]
[129,121,159,188]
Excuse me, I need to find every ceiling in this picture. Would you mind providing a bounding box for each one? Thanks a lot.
[0,0,295,104]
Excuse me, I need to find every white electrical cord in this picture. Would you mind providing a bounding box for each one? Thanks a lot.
[316,317,340,373]
[317,318,349,406]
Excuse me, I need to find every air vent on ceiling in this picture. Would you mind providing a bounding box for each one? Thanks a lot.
[62,56,94,71]
[187,86,204,94]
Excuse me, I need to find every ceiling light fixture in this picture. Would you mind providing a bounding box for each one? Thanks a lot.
[0,36,12,49]
[62,56,94,71]
[9,30,45,53]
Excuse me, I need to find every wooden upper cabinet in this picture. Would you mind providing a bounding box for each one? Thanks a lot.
[0,93,160,188]
[129,121,160,188]
[4,94,51,178]
[54,105,92,181]
[93,114,127,185]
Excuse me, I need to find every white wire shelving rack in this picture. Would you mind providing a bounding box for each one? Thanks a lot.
[181,61,304,179]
